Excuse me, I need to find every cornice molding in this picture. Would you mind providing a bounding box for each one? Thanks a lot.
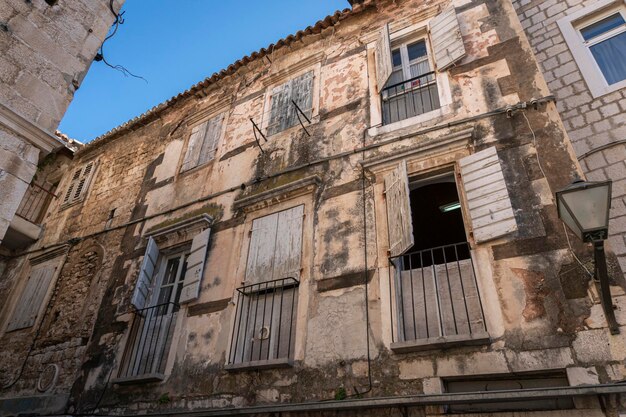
[0,102,62,154]
[263,51,325,87]
[234,176,321,212]
[186,97,232,126]
[360,127,473,170]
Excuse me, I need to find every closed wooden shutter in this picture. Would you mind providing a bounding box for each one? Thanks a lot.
[245,212,280,285]
[268,82,292,136]
[375,23,393,92]
[384,161,414,257]
[288,71,314,125]
[179,228,211,304]
[272,205,304,281]
[181,121,208,172]
[198,114,224,165]
[7,265,55,331]
[429,7,466,71]
[131,237,160,310]
[62,161,95,206]
[245,205,304,285]
[459,147,517,243]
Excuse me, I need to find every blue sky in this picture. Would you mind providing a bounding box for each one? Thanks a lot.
[59,0,349,142]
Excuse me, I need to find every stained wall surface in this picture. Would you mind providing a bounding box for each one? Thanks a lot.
[1,0,625,416]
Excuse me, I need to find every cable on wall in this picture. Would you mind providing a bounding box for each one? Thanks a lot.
[95,0,146,82]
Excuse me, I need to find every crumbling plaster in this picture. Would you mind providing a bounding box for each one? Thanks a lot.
[1,0,624,415]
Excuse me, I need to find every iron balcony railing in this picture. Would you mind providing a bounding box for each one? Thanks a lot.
[381,71,441,126]
[16,181,56,224]
[389,242,487,343]
[228,277,299,365]
[118,302,178,379]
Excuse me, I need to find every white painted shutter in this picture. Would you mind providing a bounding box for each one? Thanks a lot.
[198,114,224,165]
[272,205,304,281]
[459,147,517,243]
[62,168,82,205]
[429,7,466,71]
[181,121,208,172]
[384,161,414,257]
[7,265,55,331]
[375,23,393,92]
[131,237,160,310]
[245,212,280,284]
[180,228,211,304]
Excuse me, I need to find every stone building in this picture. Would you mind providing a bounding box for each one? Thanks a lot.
[1,0,626,416]
[0,0,124,249]
[512,0,626,280]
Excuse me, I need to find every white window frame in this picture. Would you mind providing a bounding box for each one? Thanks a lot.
[557,0,626,98]
[367,22,453,137]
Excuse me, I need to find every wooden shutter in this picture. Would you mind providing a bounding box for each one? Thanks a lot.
[7,265,55,331]
[179,228,211,304]
[245,212,280,284]
[459,147,517,243]
[181,121,208,172]
[131,237,160,310]
[289,71,314,124]
[198,114,224,165]
[375,23,393,92]
[384,161,414,257]
[271,205,304,281]
[62,168,82,205]
[268,82,291,136]
[429,7,466,71]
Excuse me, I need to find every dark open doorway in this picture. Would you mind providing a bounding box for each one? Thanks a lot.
[402,175,470,268]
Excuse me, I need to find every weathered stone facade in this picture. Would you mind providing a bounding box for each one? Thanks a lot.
[512,0,626,279]
[1,0,625,416]
[0,0,123,246]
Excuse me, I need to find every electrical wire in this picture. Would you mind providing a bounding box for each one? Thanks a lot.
[521,110,593,280]
[97,0,146,82]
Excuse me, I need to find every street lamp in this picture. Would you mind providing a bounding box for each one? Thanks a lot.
[556,179,619,334]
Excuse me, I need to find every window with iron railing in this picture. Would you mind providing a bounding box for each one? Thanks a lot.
[381,39,440,125]
[227,205,304,369]
[228,278,298,367]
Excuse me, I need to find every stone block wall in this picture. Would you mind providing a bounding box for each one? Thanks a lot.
[512,0,626,276]
[0,0,122,245]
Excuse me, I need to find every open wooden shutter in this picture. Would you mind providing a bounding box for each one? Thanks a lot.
[375,23,393,92]
[459,147,517,243]
[131,237,160,310]
[181,121,208,172]
[62,168,82,205]
[7,265,55,331]
[271,205,304,281]
[384,161,414,257]
[245,212,280,285]
[429,7,466,71]
[198,114,224,165]
[180,228,211,304]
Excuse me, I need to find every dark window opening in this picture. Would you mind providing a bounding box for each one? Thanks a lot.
[402,177,469,269]
[444,372,574,413]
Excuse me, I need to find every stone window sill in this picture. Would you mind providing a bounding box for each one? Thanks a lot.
[224,358,293,372]
[390,332,490,354]
[111,373,165,385]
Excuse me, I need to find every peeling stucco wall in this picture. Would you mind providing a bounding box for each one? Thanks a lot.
[0,0,625,416]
